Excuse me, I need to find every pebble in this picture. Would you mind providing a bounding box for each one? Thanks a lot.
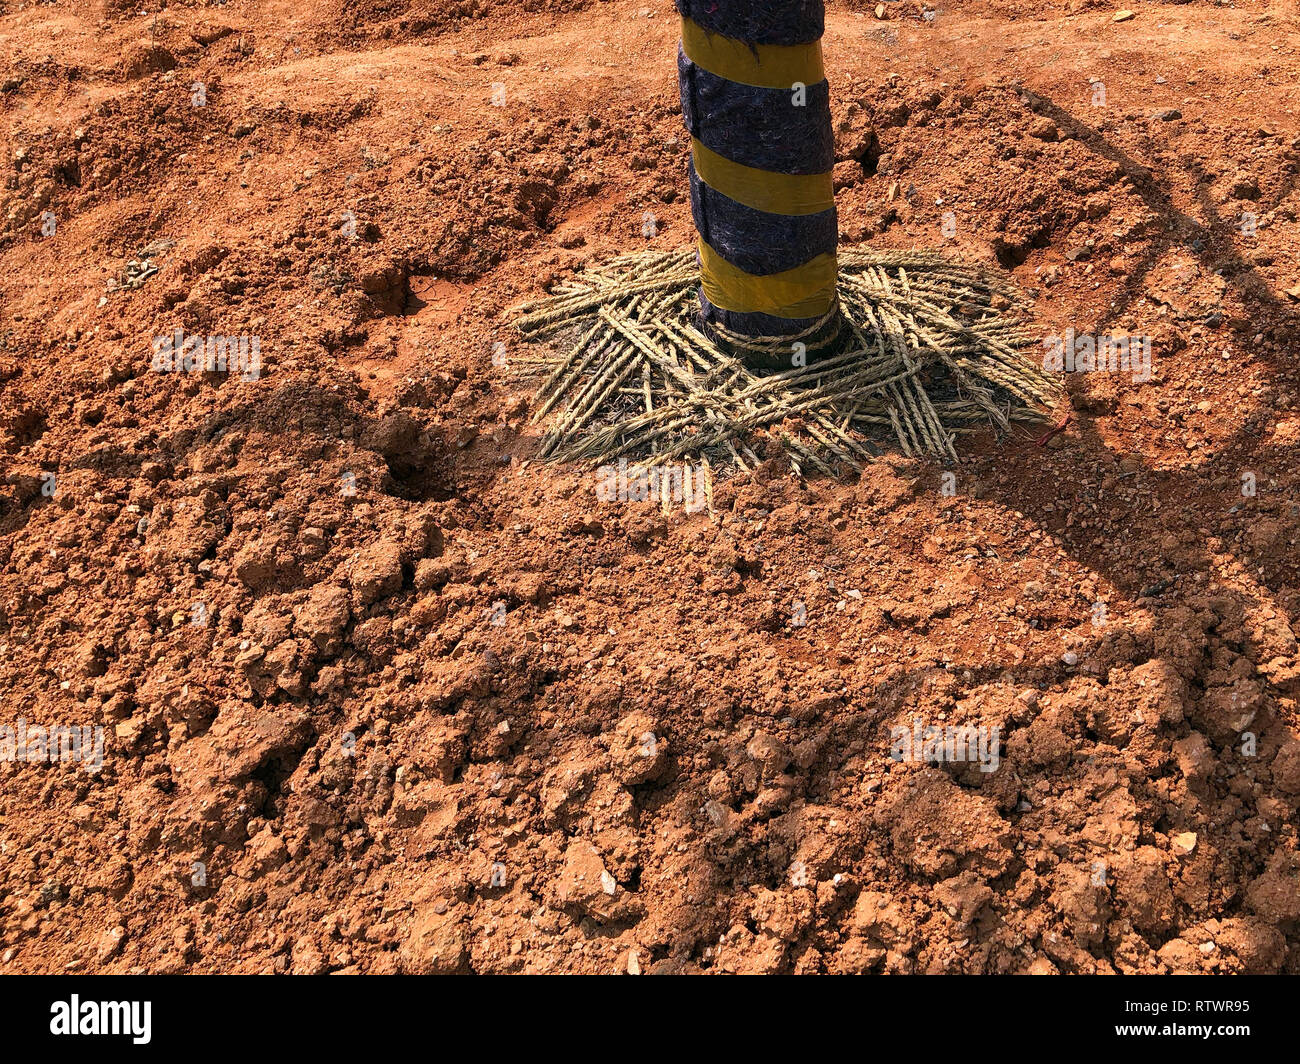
[1028,117,1058,141]
[1062,651,1079,666]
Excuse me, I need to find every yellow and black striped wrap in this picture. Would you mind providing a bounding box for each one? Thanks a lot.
[676,0,838,345]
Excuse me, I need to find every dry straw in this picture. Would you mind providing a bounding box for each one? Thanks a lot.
[510,247,1060,478]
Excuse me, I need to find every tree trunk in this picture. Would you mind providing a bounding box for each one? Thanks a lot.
[676,0,839,368]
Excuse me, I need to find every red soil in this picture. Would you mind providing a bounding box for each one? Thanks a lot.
[2,0,1299,973]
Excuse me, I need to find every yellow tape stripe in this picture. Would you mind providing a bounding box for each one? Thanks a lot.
[699,240,837,319]
[681,18,824,90]
[691,138,832,217]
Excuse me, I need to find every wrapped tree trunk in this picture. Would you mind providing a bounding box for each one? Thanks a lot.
[676,0,839,367]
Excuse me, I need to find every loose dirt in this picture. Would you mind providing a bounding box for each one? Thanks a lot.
[2,0,1299,974]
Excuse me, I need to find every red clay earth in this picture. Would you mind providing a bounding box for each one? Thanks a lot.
[2,0,1299,974]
